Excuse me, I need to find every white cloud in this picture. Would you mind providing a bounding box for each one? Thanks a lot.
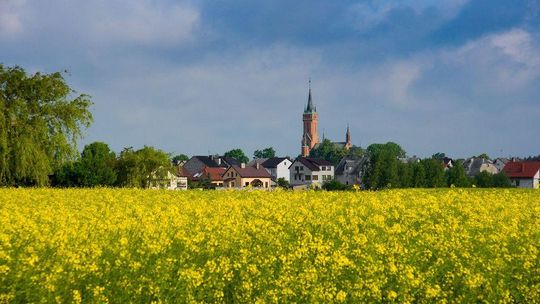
[0,1,25,37]
[90,0,199,46]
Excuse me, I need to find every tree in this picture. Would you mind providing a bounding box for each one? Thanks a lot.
[116,146,170,188]
[476,153,491,160]
[309,139,347,165]
[431,152,446,161]
[172,154,189,163]
[76,142,116,187]
[493,172,512,187]
[0,65,93,186]
[397,161,413,188]
[224,148,249,164]
[322,179,351,191]
[54,142,116,187]
[474,171,494,188]
[362,142,404,189]
[276,177,290,189]
[421,158,445,188]
[411,162,426,188]
[445,160,470,187]
[253,147,276,159]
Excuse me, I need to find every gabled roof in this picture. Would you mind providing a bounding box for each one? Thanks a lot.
[503,161,540,178]
[229,165,271,178]
[294,157,333,171]
[221,156,241,167]
[192,156,220,168]
[261,157,290,168]
[202,167,226,181]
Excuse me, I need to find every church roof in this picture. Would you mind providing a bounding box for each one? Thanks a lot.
[304,81,316,113]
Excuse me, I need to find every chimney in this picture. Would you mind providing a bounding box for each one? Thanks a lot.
[241,163,245,168]
[256,162,260,169]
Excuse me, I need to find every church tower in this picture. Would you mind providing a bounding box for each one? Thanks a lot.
[344,123,352,150]
[301,80,319,157]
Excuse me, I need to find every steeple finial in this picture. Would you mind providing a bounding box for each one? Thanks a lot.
[305,79,316,113]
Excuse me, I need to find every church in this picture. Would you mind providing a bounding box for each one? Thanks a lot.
[300,81,352,157]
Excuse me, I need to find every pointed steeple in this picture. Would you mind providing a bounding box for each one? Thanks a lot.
[345,123,352,149]
[305,79,316,113]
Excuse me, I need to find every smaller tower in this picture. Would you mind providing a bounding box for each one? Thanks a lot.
[344,124,352,150]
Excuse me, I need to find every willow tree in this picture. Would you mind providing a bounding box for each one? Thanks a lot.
[0,65,93,186]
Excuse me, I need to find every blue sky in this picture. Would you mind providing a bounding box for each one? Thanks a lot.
[1,0,539,158]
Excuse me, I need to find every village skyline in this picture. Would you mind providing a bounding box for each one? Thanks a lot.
[1,0,539,158]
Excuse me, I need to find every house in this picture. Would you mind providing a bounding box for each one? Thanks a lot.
[463,157,498,176]
[260,157,292,182]
[502,161,540,189]
[289,157,334,188]
[493,158,510,172]
[335,157,365,186]
[191,167,226,187]
[150,168,188,190]
[222,163,272,189]
[184,155,241,175]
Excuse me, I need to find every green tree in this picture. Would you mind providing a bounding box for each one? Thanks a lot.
[411,162,426,188]
[224,148,249,164]
[55,142,116,187]
[0,65,93,186]
[493,172,512,188]
[476,153,491,160]
[421,158,445,188]
[445,160,471,187]
[116,146,170,188]
[76,142,116,187]
[276,177,290,189]
[362,142,403,189]
[397,162,413,188]
[431,152,446,161]
[322,179,351,191]
[172,154,189,163]
[474,171,494,188]
[253,147,276,159]
[309,139,347,165]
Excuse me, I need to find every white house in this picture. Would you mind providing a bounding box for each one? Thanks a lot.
[260,157,292,182]
[502,161,540,189]
[463,157,499,176]
[289,157,334,188]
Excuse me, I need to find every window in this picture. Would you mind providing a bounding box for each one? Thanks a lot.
[305,175,311,181]
[321,166,325,171]
[295,166,299,171]
[327,175,332,180]
[245,182,249,186]
[312,175,318,181]
[265,182,268,188]
[231,182,235,187]
[300,166,304,171]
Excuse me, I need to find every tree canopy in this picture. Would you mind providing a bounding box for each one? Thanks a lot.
[224,148,249,164]
[309,139,347,165]
[253,147,276,159]
[0,65,93,186]
[115,146,170,188]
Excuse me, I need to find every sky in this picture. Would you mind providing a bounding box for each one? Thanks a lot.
[1,0,539,159]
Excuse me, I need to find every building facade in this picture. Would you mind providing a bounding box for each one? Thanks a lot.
[260,157,292,182]
[502,161,540,189]
[289,157,334,187]
[222,163,272,189]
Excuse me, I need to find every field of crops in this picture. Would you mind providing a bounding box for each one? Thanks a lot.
[0,189,539,303]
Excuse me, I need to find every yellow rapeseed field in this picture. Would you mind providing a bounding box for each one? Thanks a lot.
[0,188,539,303]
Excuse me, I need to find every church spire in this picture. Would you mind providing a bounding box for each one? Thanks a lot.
[345,123,352,150]
[305,79,316,113]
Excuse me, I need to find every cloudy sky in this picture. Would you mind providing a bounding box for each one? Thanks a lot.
[1,0,539,158]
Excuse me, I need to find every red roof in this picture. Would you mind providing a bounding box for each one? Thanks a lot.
[202,167,226,181]
[230,165,271,178]
[503,162,540,178]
